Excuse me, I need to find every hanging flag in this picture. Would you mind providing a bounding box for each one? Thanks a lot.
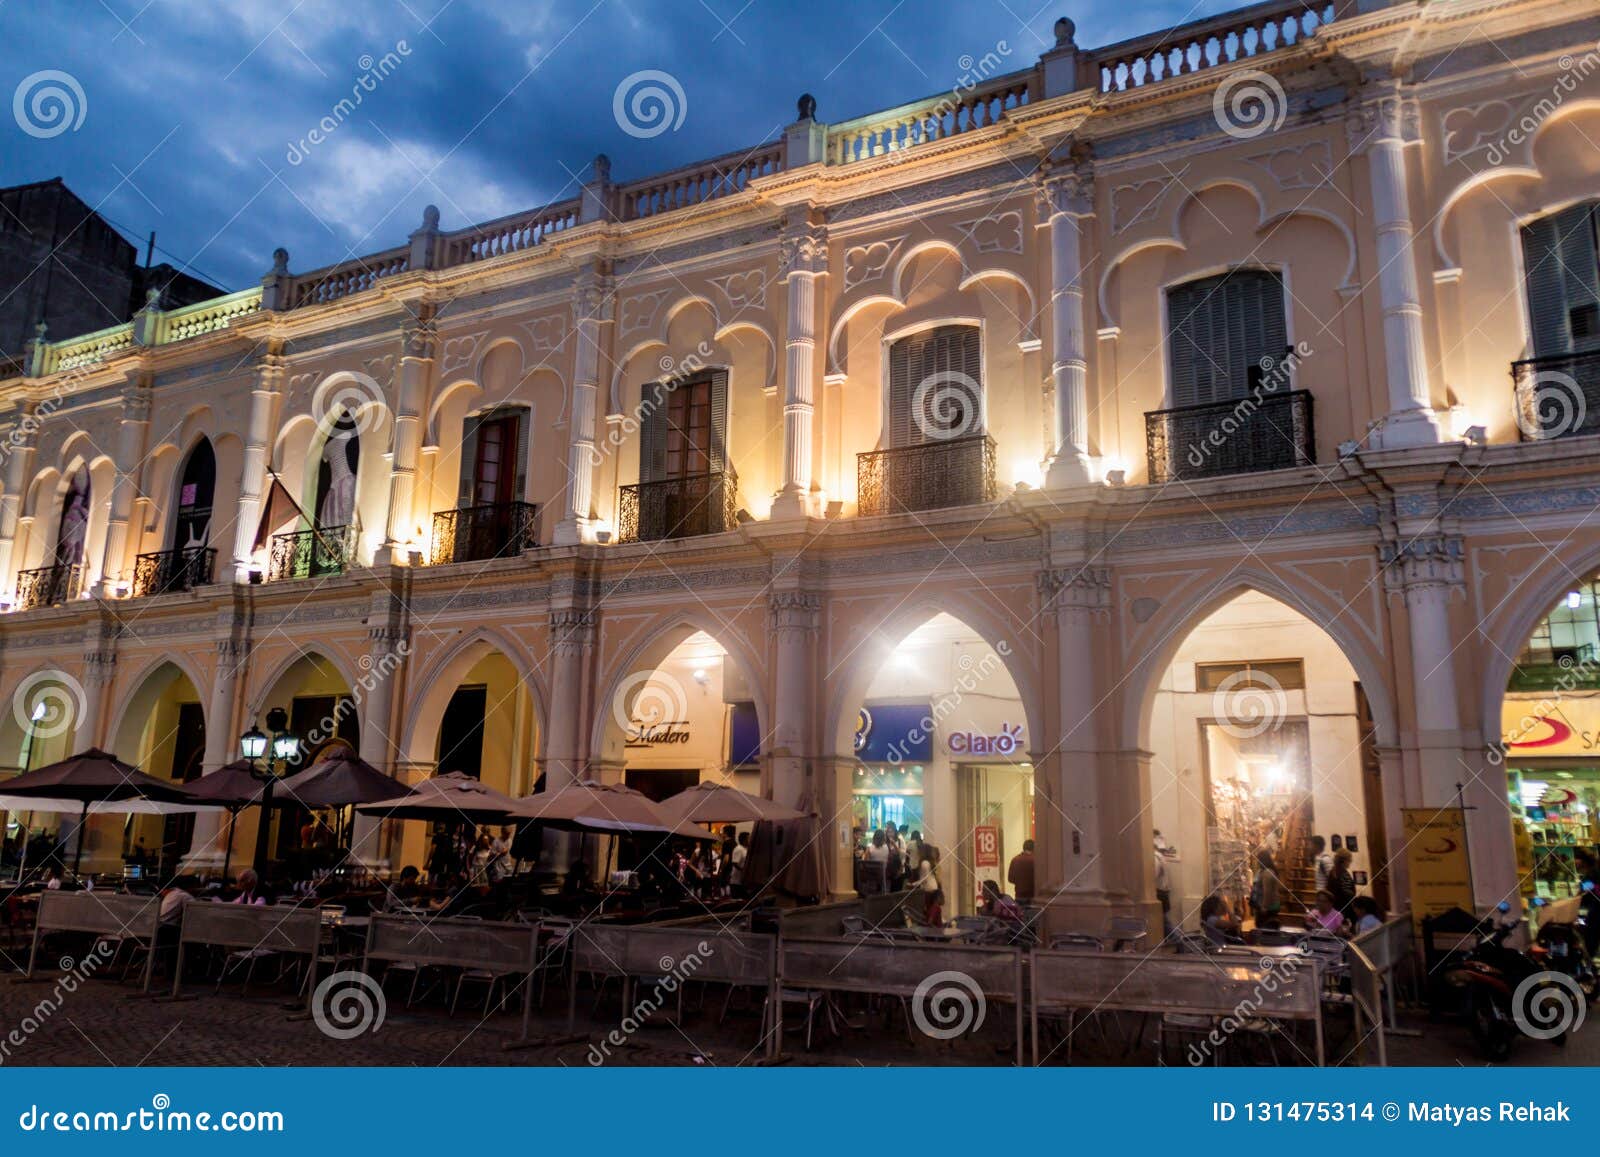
[252,475,302,552]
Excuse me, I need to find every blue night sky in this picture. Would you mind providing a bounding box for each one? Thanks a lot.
[1,0,1238,290]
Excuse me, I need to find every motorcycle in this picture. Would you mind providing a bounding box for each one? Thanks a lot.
[1531,890,1600,1003]
[1440,901,1585,1061]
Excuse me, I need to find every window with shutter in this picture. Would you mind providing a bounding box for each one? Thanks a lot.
[1165,270,1288,407]
[1521,203,1600,358]
[887,325,982,447]
[639,371,729,482]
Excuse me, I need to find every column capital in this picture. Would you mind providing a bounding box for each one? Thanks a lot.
[779,222,829,279]
[1346,81,1421,154]
[401,309,438,361]
[119,378,153,422]
[1038,565,1112,616]
[550,608,596,656]
[768,590,821,636]
[575,272,616,324]
[83,649,118,686]
[1380,534,1464,597]
[1036,155,1095,219]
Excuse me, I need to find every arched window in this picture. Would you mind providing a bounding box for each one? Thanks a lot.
[171,438,215,550]
[1166,270,1288,407]
[1521,202,1600,358]
[887,325,982,447]
[54,467,90,567]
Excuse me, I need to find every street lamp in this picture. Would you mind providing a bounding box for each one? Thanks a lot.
[240,706,299,877]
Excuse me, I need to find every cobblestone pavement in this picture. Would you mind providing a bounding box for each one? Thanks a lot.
[0,961,1593,1067]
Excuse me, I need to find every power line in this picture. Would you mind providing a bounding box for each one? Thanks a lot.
[92,209,236,293]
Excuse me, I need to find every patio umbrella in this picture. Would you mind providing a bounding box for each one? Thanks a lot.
[277,747,409,808]
[659,781,805,826]
[509,779,712,839]
[355,770,520,825]
[184,760,272,881]
[0,748,212,873]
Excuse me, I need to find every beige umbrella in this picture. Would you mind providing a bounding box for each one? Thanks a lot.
[355,770,519,825]
[659,781,804,826]
[509,779,712,839]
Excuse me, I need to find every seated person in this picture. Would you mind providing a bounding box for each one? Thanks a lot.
[979,879,1024,922]
[392,865,424,900]
[1199,893,1244,944]
[1305,889,1348,935]
[1348,894,1384,936]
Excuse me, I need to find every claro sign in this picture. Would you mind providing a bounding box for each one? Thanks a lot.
[947,723,1025,757]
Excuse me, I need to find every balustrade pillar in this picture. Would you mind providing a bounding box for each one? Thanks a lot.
[96,378,153,595]
[773,217,827,520]
[1351,87,1442,448]
[380,309,436,562]
[1040,165,1095,488]
[0,404,39,600]
[232,345,285,581]
[555,273,612,545]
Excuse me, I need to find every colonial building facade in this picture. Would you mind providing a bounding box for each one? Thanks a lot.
[2,0,1598,931]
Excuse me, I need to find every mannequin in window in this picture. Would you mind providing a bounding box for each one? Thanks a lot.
[55,474,90,566]
[317,424,358,529]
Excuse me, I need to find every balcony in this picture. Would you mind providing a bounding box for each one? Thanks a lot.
[856,434,997,517]
[430,501,539,565]
[268,524,357,582]
[1512,351,1600,440]
[1145,390,1315,484]
[618,470,738,543]
[131,546,217,598]
[14,563,81,611]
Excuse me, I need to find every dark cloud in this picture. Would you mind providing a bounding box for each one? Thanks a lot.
[0,0,1235,289]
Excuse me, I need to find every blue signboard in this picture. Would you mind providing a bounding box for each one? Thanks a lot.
[854,702,933,763]
[728,701,761,766]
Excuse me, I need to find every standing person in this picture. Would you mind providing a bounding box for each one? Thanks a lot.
[1310,835,1334,894]
[919,846,944,925]
[1007,839,1036,903]
[1251,849,1283,929]
[1327,849,1357,915]
[730,832,749,897]
[1154,845,1173,934]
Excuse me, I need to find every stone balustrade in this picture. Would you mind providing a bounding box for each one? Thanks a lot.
[616,141,785,220]
[435,201,580,266]
[1087,0,1347,93]
[153,287,263,343]
[288,247,412,309]
[828,74,1036,166]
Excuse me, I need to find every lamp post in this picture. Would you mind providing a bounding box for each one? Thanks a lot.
[241,706,299,878]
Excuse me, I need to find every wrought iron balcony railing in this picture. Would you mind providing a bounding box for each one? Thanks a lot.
[131,546,217,598]
[618,469,739,543]
[1512,350,1600,440]
[430,501,539,565]
[1145,390,1315,484]
[268,524,357,582]
[14,563,82,611]
[856,434,997,517]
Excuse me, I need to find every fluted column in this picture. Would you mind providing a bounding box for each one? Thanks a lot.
[96,378,153,595]
[381,307,436,561]
[183,634,248,874]
[555,271,612,545]
[543,609,595,788]
[353,615,411,869]
[1351,87,1441,448]
[0,402,39,601]
[1040,163,1095,487]
[232,343,285,581]
[772,216,827,520]
[766,590,820,808]
[74,646,116,752]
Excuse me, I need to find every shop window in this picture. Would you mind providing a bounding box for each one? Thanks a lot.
[1195,659,1306,692]
[1166,269,1289,407]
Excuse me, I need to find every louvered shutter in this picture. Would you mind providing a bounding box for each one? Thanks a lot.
[1168,271,1287,406]
[640,381,669,482]
[708,369,729,473]
[888,326,981,447]
[889,335,916,448]
[1521,204,1600,358]
[1561,206,1600,352]
[457,417,480,506]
